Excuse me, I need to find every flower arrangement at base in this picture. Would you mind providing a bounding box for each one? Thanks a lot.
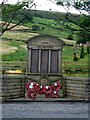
[25,81,62,98]
[51,90,59,98]
[26,82,37,98]
[52,82,62,91]
[37,85,44,94]
[28,89,37,98]
[43,86,52,98]
[34,83,41,93]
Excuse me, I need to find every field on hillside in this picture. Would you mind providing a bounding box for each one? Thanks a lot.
[23,16,78,41]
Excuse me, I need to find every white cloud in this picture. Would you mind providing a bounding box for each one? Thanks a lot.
[32,0,81,14]
[32,0,67,12]
[0,0,88,14]
[0,0,18,4]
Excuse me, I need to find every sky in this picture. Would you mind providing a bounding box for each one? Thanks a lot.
[0,0,88,14]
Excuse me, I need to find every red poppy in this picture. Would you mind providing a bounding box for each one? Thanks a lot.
[43,86,52,95]
[38,85,44,94]
[51,90,59,98]
[52,82,62,91]
[34,83,41,93]
[28,89,37,98]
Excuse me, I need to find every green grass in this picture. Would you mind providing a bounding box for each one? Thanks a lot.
[2,16,79,42]
[24,17,78,40]
[2,41,27,61]
[62,46,88,77]
[2,31,38,41]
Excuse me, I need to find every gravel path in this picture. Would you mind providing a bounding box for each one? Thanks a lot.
[1,102,89,118]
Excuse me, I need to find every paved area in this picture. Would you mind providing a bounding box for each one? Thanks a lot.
[0,104,2,120]
[1,102,89,118]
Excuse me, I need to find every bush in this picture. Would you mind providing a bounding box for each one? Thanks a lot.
[73,52,79,61]
[80,44,85,58]
[32,24,40,31]
[87,46,90,54]
[76,29,89,44]
[67,33,73,40]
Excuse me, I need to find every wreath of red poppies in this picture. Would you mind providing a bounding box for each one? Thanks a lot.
[26,81,62,98]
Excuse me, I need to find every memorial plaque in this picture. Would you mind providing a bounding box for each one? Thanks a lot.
[27,35,64,74]
[31,49,39,73]
[51,50,59,73]
[41,50,49,73]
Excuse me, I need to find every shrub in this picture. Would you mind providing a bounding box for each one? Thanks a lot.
[80,44,85,58]
[87,46,90,54]
[73,52,79,61]
[67,33,73,40]
[32,24,40,31]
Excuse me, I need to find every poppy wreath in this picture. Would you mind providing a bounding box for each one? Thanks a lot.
[26,81,35,89]
[25,81,32,89]
[37,85,44,94]
[52,82,62,91]
[26,82,37,98]
[43,86,52,95]
[26,81,62,98]
[34,83,41,93]
[51,90,59,98]
[28,89,37,98]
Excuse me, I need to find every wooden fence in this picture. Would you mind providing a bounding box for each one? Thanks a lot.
[64,77,89,100]
[1,75,26,101]
[62,61,88,75]
[1,61,88,75]
[1,62,26,73]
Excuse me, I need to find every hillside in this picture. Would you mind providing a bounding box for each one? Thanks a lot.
[2,9,80,41]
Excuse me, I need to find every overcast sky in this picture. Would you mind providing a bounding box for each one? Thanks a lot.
[0,0,88,14]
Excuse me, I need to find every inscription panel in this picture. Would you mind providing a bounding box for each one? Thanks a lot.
[31,49,39,73]
[41,50,49,73]
[51,50,59,73]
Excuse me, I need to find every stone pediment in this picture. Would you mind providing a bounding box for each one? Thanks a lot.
[27,35,64,48]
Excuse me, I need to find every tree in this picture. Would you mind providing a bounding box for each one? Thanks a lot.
[54,0,90,30]
[0,0,36,36]
[77,29,89,43]
[32,24,40,31]
[52,0,90,56]
[67,33,73,40]
[87,46,90,54]
[73,52,79,61]
[80,44,85,58]
[53,0,90,50]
